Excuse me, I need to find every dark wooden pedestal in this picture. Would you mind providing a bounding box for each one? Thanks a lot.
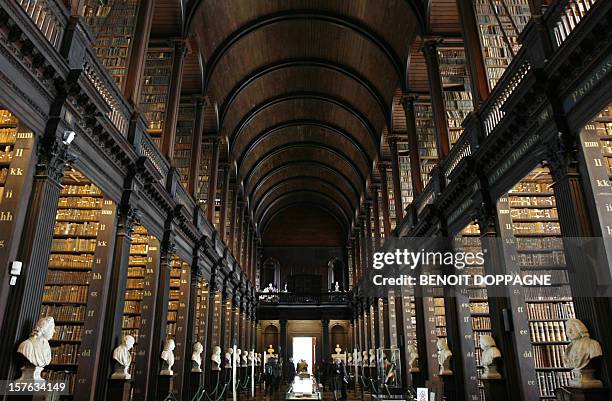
[156,374,175,401]
[482,379,507,401]
[555,387,610,401]
[440,375,455,401]
[190,371,203,399]
[107,378,133,401]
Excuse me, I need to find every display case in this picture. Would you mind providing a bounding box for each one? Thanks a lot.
[286,375,321,400]
[376,348,402,389]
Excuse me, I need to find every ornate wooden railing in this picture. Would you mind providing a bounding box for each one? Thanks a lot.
[16,0,66,49]
[140,132,170,181]
[257,292,349,305]
[481,56,532,137]
[551,0,598,47]
[440,127,476,184]
[82,47,130,137]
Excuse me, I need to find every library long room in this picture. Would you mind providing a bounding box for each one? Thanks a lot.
[0,1,611,401]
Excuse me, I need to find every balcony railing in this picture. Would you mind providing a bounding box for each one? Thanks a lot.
[481,56,531,137]
[82,47,130,137]
[16,0,66,49]
[551,0,598,47]
[257,292,349,305]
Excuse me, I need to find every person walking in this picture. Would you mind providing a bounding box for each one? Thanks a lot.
[331,359,348,401]
[265,356,277,396]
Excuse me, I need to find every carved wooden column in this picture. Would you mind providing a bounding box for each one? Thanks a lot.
[474,202,524,401]
[0,134,74,382]
[204,271,220,390]
[371,187,381,249]
[546,135,612,388]
[401,96,424,195]
[364,202,373,268]
[322,319,330,362]
[95,200,141,401]
[219,163,230,242]
[388,136,404,222]
[279,319,288,363]
[359,221,368,280]
[187,98,205,198]
[147,228,176,401]
[183,247,206,396]
[422,40,450,158]
[353,231,361,283]
[122,0,155,105]
[455,0,489,107]
[161,40,186,160]
[377,163,392,236]
[235,200,244,260]
[206,136,221,225]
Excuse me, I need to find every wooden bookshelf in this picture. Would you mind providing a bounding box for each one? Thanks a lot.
[195,277,209,343]
[414,102,438,186]
[80,0,139,89]
[39,169,117,397]
[454,223,490,401]
[166,256,190,395]
[376,188,386,239]
[497,166,576,399]
[437,47,473,146]
[197,140,213,208]
[473,0,531,90]
[139,47,174,147]
[385,165,397,229]
[214,168,224,228]
[174,102,195,187]
[224,298,233,348]
[397,142,414,210]
[121,225,160,377]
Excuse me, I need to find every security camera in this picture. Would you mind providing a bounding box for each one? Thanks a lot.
[62,130,76,145]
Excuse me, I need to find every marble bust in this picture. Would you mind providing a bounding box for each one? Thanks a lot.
[564,318,603,388]
[224,348,233,368]
[436,338,453,375]
[480,335,502,379]
[267,344,275,355]
[111,335,135,379]
[241,349,248,367]
[362,350,369,367]
[347,353,353,366]
[235,349,242,367]
[407,344,419,373]
[334,344,342,354]
[334,282,340,292]
[16,316,55,381]
[369,348,376,367]
[191,342,203,373]
[211,345,222,371]
[160,338,176,376]
[355,351,362,367]
[248,350,255,366]
[256,353,262,366]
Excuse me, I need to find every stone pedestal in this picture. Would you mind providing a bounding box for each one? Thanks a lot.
[555,387,610,401]
[107,378,133,401]
[156,374,174,401]
[440,374,455,401]
[482,378,507,401]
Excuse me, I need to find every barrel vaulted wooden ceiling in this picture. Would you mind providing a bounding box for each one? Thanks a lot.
[152,0,461,238]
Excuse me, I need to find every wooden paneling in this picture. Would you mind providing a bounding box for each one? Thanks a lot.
[263,206,345,247]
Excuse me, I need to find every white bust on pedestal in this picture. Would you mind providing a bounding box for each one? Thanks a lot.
[369,348,376,367]
[211,346,222,371]
[480,335,502,379]
[362,350,369,367]
[191,342,203,373]
[111,335,135,379]
[241,349,248,367]
[160,339,176,376]
[437,338,453,376]
[256,353,262,366]
[347,353,353,366]
[564,318,603,388]
[16,316,55,382]
[225,348,233,368]
[235,349,242,367]
[407,344,419,373]
[248,350,255,366]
